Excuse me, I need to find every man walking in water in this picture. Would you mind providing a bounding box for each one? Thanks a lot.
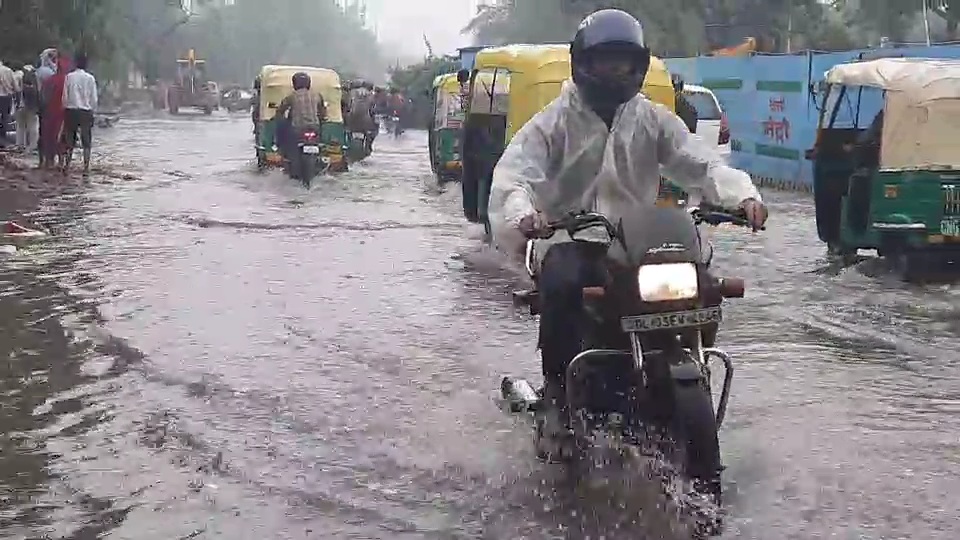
[62,53,97,176]
[16,64,40,153]
[0,58,16,147]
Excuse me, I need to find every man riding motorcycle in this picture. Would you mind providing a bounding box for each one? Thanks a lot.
[275,72,327,162]
[486,9,768,439]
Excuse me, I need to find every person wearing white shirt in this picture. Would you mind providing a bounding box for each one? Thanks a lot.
[63,53,98,176]
[0,59,16,146]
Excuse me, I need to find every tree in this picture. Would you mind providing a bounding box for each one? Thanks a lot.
[830,0,919,43]
[0,0,385,85]
[462,0,867,54]
[929,0,959,40]
[388,56,460,128]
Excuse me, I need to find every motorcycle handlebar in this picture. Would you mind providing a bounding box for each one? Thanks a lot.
[690,204,765,230]
[544,211,619,239]
[534,206,763,239]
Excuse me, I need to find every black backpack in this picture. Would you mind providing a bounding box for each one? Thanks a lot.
[21,71,39,109]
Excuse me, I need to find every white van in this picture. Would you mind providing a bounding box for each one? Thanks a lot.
[682,84,729,149]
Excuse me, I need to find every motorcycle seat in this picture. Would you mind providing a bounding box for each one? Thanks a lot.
[512,289,540,315]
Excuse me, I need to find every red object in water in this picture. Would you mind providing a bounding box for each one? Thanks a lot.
[718,112,730,145]
[2,222,31,234]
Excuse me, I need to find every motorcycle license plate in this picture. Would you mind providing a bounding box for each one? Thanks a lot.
[352,133,364,139]
[621,307,722,333]
[301,145,320,154]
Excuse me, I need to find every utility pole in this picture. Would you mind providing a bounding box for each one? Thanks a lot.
[922,0,933,45]
[786,4,793,53]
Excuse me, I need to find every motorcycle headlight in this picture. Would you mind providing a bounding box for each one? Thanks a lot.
[637,263,699,302]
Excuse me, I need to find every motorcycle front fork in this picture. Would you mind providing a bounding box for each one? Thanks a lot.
[628,332,733,429]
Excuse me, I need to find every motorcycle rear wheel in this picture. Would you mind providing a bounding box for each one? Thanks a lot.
[300,155,315,188]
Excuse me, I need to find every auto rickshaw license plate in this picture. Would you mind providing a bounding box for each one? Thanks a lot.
[621,307,722,332]
[941,218,960,236]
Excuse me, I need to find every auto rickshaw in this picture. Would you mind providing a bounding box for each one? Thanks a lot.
[808,57,960,279]
[255,65,347,173]
[428,72,467,184]
[460,44,679,234]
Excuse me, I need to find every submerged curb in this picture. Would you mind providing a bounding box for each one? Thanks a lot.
[751,175,814,194]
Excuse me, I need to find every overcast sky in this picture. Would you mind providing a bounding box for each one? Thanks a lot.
[366,0,477,59]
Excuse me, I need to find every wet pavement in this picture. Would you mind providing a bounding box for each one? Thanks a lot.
[1,113,959,539]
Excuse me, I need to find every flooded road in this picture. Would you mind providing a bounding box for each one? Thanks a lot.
[2,113,959,539]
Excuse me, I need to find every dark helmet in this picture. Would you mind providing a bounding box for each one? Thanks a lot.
[292,71,311,90]
[570,9,651,114]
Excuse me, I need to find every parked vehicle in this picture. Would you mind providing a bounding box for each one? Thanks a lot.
[807,57,960,279]
[167,49,219,115]
[682,84,729,147]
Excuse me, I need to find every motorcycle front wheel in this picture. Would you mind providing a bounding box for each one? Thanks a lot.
[669,382,722,502]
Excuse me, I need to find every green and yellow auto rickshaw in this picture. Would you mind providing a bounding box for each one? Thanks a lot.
[255,65,348,173]
[460,44,678,235]
[808,57,960,279]
[428,72,467,184]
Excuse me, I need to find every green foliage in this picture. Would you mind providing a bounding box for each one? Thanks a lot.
[0,0,118,66]
[171,0,385,84]
[830,0,918,43]
[0,0,384,85]
[388,56,460,129]
[463,0,959,55]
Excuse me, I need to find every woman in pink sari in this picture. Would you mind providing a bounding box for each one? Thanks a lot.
[41,55,70,170]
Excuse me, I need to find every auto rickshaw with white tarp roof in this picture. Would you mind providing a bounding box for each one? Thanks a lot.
[808,57,960,279]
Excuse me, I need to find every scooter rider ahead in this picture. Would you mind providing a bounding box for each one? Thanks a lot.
[486,9,768,435]
[276,72,326,160]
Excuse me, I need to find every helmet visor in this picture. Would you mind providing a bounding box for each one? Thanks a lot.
[582,43,648,79]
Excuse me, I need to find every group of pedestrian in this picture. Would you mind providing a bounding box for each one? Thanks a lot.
[0,48,98,176]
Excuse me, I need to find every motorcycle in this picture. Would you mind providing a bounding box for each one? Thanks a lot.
[391,115,402,138]
[284,127,327,187]
[502,204,761,529]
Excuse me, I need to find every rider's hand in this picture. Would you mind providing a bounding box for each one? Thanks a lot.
[739,198,768,231]
[517,211,548,238]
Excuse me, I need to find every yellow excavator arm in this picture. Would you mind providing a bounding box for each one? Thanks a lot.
[710,37,757,57]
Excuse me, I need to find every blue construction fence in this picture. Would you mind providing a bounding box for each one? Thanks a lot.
[665,45,960,191]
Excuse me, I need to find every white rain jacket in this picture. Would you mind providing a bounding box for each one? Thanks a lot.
[488,80,760,263]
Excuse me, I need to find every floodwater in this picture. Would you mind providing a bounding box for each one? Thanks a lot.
[1,114,959,539]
